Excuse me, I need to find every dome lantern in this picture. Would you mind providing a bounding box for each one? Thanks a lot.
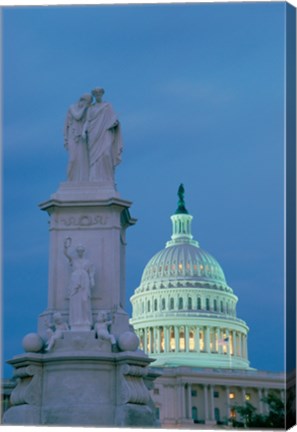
[167,184,199,248]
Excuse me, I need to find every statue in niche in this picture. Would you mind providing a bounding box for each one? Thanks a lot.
[64,93,92,182]
[94,311,117,350]
[82,87,123,184]
[45,312,69,351]
[64,237,95,331]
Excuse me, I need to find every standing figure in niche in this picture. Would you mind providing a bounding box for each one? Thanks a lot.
[45,312,69,351]
[82,87,123,184]
[64,237,95,331]
[64,93,92,182]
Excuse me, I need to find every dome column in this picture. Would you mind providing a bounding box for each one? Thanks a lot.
[233,330,237,356]
[174,326,180,352]
[164,326,169,352]
[226,329,230,355]
[205,327,210,353]
[244,335,248,359]
[238,333,242,357]
[144,327,148,353]
[218,329,223,354]
[153,327,157,353]
[185,327,189,352]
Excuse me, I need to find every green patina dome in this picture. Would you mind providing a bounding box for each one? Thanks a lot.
[141,243,227,288]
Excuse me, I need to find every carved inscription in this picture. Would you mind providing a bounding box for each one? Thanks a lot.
[51,214,108,228]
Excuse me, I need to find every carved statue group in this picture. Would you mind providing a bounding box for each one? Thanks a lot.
[64,88,122,185]
[43,237,117,351]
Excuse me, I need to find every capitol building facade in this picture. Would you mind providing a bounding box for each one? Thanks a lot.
[130,186,284,427]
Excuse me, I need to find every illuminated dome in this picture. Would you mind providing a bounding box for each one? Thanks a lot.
[130,185,250,370]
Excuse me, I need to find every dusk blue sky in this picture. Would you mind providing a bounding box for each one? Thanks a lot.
[2,3,287,378]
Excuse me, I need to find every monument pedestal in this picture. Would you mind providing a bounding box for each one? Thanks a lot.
[4,331,156,426]
[4,182,158,427]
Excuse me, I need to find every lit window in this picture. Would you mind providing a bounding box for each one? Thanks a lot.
[172,264,175,271]
[169,327,175,351]
[200,264,204,270]
[186,262,191,270]
[245,393,251,401]
[230,408,236,418]
[179,327,185,351]
[193,264,198,271]
[229,392,235,399]
[189,328,195,351]
[178,263,183,271]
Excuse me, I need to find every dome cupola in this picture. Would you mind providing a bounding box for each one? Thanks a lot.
[130,185,250,370]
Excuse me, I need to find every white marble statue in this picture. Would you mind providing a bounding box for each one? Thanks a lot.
[45,312,69,351]
[64,238,95,331]
[83,87,123,184]
[64,93,92,182]
[95,311,116,347]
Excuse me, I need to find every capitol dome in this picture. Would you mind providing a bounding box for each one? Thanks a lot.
[130,185,250,369]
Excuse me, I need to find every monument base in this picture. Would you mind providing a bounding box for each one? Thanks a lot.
[3,332,157,427]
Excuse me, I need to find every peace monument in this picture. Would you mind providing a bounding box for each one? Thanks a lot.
[3,88,157,426]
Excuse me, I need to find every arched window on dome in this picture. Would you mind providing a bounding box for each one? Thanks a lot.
[197,297,201,310]
[188,297,192,310]
[178,297,183,310]
[214,299,218,312]
[220,301,224,313]
[206,298,210,311]
[179,326,185,351]
[154,299,158,312]
[169,326,175,351]
[170,298,174,310]
[226,303,229,314]
[142,302,144,313]
[147,300,151,313]
[161,298,166,310]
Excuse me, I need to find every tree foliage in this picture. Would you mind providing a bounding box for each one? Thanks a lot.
[230,392,291,429]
